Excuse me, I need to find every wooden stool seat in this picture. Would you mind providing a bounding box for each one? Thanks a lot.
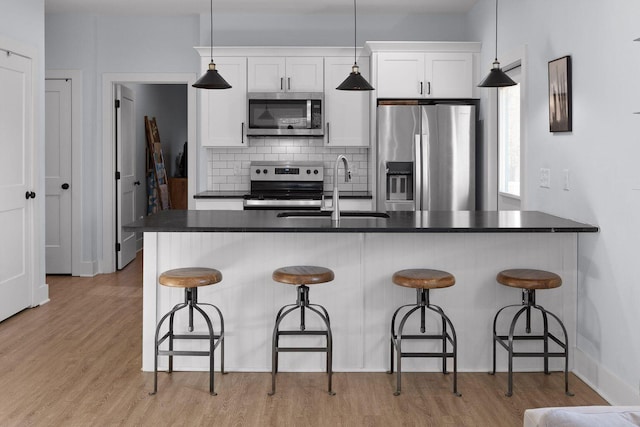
[159,267,223,288]
[496,269,561,290]
[392,269,455,289]
[272,266,335,285]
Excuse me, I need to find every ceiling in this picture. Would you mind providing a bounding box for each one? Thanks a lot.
[45,0,478,15]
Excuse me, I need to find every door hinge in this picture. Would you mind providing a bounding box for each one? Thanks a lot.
[115,99,120,108]
[116,243,121,252]
[115,171,121,180]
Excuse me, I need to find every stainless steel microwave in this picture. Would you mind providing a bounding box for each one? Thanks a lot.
[247,92,324,137]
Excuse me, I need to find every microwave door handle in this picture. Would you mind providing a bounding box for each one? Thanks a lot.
[307,100,312,129]
[414,134,421,211]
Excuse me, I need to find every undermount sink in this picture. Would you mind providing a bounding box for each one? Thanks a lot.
[277,211,390,219]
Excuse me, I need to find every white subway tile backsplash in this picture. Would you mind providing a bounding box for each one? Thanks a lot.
[206,139,370,192]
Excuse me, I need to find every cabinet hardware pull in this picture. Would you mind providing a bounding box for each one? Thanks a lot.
[326,122,330,144]
[420,81,423,95]
[280,77,283,91]
[25,191,36,199]
[241,122,245,144]
[427,81,431,95]
[287,77,291,91]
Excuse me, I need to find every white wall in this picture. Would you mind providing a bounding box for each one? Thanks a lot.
[202,12,469,46]
[469,0,640,405]
[45,14,200,271]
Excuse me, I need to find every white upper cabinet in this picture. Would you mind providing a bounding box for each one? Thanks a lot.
[376,51,473,99]
[323,56,370,146]
[199,57,248,147]
[248,57,324,92]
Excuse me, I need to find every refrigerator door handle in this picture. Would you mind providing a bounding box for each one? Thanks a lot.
[414,134,421,211]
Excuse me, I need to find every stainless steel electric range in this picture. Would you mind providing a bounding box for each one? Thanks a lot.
[243,161,325,210]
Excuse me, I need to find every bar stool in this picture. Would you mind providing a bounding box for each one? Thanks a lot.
[269,265,335,396]
[388,269,460,396]
[150,267,225,396]
[491,268,572,397]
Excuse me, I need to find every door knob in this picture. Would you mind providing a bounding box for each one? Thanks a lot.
[25,191,36,199]
[61,183,70,190]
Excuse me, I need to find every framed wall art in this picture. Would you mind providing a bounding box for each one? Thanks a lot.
[548,55,572,132]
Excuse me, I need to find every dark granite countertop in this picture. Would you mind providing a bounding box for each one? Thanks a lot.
[194,191,246,199]
[124,210,598,233]
[194,191,372,199]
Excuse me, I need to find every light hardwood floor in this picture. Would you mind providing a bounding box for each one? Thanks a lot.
[0,253,607,426]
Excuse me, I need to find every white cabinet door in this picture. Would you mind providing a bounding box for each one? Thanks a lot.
[286,57,324,92]
[376,51,473,99]
[200,57,247,147]
[247,57,324,92]
[194,199,244,210]
[424,52,473,98]
[376,52,425,98]
[247,57,286,92]
[324,56,370,147]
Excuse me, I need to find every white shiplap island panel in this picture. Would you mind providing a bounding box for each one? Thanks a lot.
[141,231,577,374]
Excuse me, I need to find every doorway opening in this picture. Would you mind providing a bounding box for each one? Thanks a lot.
[102,73,197,273]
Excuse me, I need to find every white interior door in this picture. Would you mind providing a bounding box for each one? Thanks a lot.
[116,84,137,270]
[45,79,72,274]
[0,49,34,321]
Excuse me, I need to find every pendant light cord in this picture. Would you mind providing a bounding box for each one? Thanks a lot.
[494,0,498,61]
[353,0,357,65]
[209,0,213,62]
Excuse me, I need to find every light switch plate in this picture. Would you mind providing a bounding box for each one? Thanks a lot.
[540,168,551,188]
[563,169,570,191]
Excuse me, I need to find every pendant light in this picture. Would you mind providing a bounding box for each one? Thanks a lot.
[193,0,231,89]
[336,0,374,91]
[477,0,516,87]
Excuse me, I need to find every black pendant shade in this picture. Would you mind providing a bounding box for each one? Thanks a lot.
[478,60,516,87]
[337,64,374,91]
[477,0,516,88]
[193,0,231,90]
[193,61,232,89]
[337,0,374,91]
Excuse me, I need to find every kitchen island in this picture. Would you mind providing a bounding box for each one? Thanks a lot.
[125,210,597,374]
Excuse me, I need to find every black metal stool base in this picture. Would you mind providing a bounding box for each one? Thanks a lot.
[269,285,334,396]
[151,287,225,396]
[490,289,572,397]
[388,288,460,396]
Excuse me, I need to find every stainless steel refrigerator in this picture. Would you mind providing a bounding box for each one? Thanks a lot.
[376,102,476,211]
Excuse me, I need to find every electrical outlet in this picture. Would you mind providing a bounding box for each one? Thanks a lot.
[540,168,551,188]
[563,169,570,191]
[233,163,241,175]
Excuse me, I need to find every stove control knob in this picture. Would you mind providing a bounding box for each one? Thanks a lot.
[313,169,319,175]
[255,169,261,174]
[306,169,311,174]
[263,169,268,174]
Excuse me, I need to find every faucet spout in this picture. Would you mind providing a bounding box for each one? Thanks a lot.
[332,155,351,222]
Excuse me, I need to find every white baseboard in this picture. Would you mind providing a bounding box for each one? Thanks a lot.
[77,260,99,277]
[573,347,640,405]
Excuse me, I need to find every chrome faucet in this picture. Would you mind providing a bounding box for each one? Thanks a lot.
[332,155,351,222]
